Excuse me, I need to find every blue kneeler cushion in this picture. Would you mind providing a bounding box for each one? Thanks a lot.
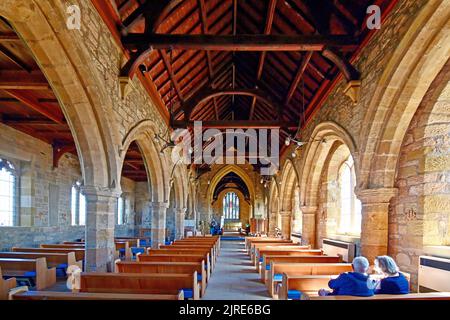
[182,288,193,299]
[287,290,302,300]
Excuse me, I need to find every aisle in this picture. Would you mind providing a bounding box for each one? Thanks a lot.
[202,237,271,300]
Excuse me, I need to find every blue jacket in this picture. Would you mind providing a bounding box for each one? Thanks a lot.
[375,273,409,295]
[328,272,375,297]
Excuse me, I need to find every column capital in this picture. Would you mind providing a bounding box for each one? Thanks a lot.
[356,187,398,204]
[152,201,169,210]
[300,206,318,214]
[81,185,121,198]
[176,207,187,214]
[279,211,291,217]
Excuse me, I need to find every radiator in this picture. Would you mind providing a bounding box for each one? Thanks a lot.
[418,255,450,293]
[322,238,355,262]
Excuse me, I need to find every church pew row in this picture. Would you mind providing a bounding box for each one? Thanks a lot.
[78,272,200,300]
[245,237,288,251]
[0,267,16,300]
[155,246,216,270]
[0,251,82,276]
[261,255,342,282]
[304,292,450,300]
[251,243,304,263]
[173,240,220,257]
[115,260,207,297]
[248,240,294,257]
[13,247,85,262]
[256,249,324,272]
[267,263,353,298]
[9,286,184,300]
[41,242,132,261]
[253,246,316,269]
[0,258,56,291]
[174,237,220,254]
[137,253,211,281]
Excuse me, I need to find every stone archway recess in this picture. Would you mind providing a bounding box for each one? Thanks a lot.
[268,176,280,236]
[297,121,357,248]
[121,120,172,247]
[278,159,301,240]
[356,0,450,262]
[207,165,256,223]
[0,0,123,271]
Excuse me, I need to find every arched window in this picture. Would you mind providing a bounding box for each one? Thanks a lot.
[0,159,16,226]
[223,192,240,220]
[71,181,86,226]
[117,195,125,225]
[338,156,362,235]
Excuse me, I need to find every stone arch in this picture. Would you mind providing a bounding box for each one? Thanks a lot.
[120,120,170,203]
[0,1,121,189]
[212,188,250,231]
[278,159,301,239]
[207,165,255,208]
[359,0,450,190]
[268,176,280,236]
[298,121,357,247]
[390,60,450,288]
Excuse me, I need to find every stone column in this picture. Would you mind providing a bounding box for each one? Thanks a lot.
[301,206,317,248]
[357,188,397,263]
[175,207,187,240]
[141,200,152,228]
[280,211,292,239]
[151,202,168,248]
[82,186,120,272]
[268,212,278,236]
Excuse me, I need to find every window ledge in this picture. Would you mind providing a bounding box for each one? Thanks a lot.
[328,234,360,243]
[423,246,450,259]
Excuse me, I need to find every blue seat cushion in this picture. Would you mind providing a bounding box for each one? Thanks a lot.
[259,257,263,262]
[197,274,202,282]
[182,289,193,299]
[273,274,282,282]
[165,241,172,245]
[288,290,302,300]
[23,271,36,277]
[265,264,270,271]
[131,247,145,255]
[57,263,68,269]
[119,248,125,253]
[55,268,66,278]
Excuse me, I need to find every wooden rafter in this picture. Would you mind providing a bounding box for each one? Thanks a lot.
[285,51,313,105]
[160,49,184,103]
[173,120,297,129]
[0,70,49,90]
[122,34,358,52]
[0,45,31,72]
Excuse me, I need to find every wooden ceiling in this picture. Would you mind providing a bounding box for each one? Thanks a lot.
[94,0,396,175]
[0,17,147,182]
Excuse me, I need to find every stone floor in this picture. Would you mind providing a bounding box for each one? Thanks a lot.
[202,237,271,300]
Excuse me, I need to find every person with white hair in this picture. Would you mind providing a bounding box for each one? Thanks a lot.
[373,255,409,294]
[318,256,376,297]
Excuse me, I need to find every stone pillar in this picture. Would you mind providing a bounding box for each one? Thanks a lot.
[175,207,186,240]
[151,202,168,248]
[357,188,397,263]
[82,186,120,272]
[280,211,292,239]
[301,206,317,248]
[141,200,152,228]
[269,212,278,236]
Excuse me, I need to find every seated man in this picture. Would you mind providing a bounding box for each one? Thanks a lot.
[318,256,376,297]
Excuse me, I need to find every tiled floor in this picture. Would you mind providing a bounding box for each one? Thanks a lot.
[202,238,271,300]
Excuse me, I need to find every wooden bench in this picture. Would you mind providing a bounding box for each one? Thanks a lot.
[261,255,342,282]
[305,292,450,300]
[156,246,216,270]
[279,274,338,299]
[79,272,200,300]
[173,240,220,256]
[168,243,217,260]
[0,251,82,274]
[248,240,294,257]
[252,246,316,272]
[41,243,84,249]
[0,258,56,290]
[12,247,85,262]
[115,260,207,297]
[9,287,184,300]
[1,266,16,300]
[245,237,285,250]
[137,254,210,281]
[175,237,220,253]
[267,263,353,298]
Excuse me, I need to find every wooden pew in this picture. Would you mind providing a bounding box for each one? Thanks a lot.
[245,237,283,251]
[41,244,84,249]
[253,245,312,268]
[174,239,220,255]
[147,249,213,272]
[279,274,338,299]
[79,272,200,300]
[248,240,294,257]
[0,251,82,273]
[43,242,132,261]
[116,260,207,297]
[157,246,216,269]
[1,266,17,300]
[12,247,85,262]
[175,237,220,253]
[261,255,342,282]
[0,258,56,290]
[256,249,323,273]
[267,263,353,298]
[137,254,210,281]
[9,286,184,300]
